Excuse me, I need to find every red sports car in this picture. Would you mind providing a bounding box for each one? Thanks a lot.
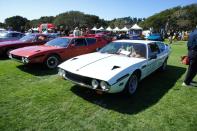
[9,36,110,69]
[0,33,50,57]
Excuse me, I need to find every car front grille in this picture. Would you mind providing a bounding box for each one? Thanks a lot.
[65,70,92,86]
[12,54,22,61]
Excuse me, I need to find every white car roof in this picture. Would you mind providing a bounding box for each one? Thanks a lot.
[113,40,159,45]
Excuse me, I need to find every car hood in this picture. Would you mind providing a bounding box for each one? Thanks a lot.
[10,45,59,57]
[0,40,22,46]
[59,52,146,84]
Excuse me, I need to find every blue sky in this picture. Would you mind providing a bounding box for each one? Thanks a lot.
[0,0,196,23]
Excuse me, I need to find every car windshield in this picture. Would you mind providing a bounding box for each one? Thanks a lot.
[45,37,70,47]
[19,34,36,42]
[99,42,147,58]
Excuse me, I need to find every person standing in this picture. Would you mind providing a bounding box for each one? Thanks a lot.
[73,27,80,36]
[169,30,174,44]
[182,28,197,87]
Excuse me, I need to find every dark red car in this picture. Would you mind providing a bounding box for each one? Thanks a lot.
[9,36,110,69]
[0,33,50,57]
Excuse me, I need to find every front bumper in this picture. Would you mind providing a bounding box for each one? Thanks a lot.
[58,68,129,93]
[59,69,111,92]
[9,54,29,64]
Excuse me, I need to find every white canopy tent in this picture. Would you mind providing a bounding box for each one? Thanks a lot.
[28,27,39,32]
[120,26,129,32]
[113,27,120,32]
[129,24,143,37]
[32,27,39,31]
[98,26,105,31]
[106,26,113,31]
[0,28,6,31]
[130,24,143,30]
[91,26,99,31]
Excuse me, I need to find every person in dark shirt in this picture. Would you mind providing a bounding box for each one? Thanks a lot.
[182,28,197,87]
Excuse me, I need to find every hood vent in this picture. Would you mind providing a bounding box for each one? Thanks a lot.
[35,50,41,52]
[71,57,78,61]
[112,66,120,70]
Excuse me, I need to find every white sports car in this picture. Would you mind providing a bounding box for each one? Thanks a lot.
[58,40,170,95]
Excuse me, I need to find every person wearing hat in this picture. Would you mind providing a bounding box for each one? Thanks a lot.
[73,27,80,36]
[182,28,197,87]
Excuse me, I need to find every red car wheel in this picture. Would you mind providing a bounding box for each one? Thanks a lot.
[45,55,60,69]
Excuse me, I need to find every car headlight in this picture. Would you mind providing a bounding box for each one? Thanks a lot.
[100,81,109,91]
[58,68,66,78]
[91,79,99,89]
[22,57,29,63]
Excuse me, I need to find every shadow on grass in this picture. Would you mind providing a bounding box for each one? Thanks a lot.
[17,64,58,76]
[71,65,186,114]
[0,56,8,60]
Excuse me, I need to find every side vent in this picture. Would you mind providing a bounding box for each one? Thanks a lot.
[112,66,120,70]
[71,58,78,61]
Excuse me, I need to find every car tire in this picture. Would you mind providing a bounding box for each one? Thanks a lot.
[124,73,139,95]
[45,55,60,69]
[6,48,14,57]
[159,59,167,71]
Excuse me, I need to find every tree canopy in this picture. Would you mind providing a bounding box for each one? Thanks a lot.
[5,16,29,31]
[140,4,197,31]
[53,11,107,30]
[1,4,196,31]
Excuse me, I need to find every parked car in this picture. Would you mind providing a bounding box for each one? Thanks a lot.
[58,40,170,95]
[0,28,6,33]
[0,33,50,56]
[0,31,25,42]
[9,36,110,69]
[147,33,164,41]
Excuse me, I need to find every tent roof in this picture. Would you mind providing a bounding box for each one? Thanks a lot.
[113,27,120,31]
[120,26,129,31]
[91,26,98,31]
[106,26,113,31]
[0,28,6,31]
[98,26,104,30]
[130,24,142,30]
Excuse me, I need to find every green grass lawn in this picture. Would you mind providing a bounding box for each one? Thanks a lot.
[0,41,197,131]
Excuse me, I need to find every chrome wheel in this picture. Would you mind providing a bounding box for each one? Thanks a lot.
[46,56,59,69]
[127,74,138,95]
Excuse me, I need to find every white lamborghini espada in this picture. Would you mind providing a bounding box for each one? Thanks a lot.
[58,40,170,95]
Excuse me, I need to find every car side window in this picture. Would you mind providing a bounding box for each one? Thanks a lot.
[7,33,12,37]
[20,34,25,37]
[156,42,165,52]
[37,35,47,42]
[72,38,87,47]
[86,38,96,45]
[148,43,160,58]
[12,33,20,38]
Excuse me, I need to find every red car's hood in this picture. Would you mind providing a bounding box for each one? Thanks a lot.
[0,40,23,47]
[10,45,60,57]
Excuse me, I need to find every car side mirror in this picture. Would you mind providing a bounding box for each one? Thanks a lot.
[149,54,157,60]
